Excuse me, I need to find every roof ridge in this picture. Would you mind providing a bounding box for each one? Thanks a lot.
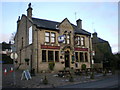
[32,17,59,23]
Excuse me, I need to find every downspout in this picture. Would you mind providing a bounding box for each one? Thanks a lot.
[37,28,39,73]
[89,36,92,68]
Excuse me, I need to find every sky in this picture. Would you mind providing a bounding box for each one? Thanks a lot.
[0,1,119,53]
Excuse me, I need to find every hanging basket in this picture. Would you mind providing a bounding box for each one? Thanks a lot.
[71,61,75,64]
[61,61,65,64]
[25,58,29,62]
[15,61,18,63]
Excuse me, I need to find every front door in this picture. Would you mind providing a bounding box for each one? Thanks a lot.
[65,51,70,67]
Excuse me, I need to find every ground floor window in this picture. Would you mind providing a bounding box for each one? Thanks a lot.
[42,50,59,62]
[80,52,84,62]
[48,51,54,62]
[75,52,89,62]
[42,50,46,62]
[75,52,79,62]
[85,52,88,62]
[55,51,59,62]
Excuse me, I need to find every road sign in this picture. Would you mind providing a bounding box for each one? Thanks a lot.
[21,70,32,80]
[10,53,18,60]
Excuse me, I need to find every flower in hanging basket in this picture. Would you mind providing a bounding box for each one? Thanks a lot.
[25,58,29,62]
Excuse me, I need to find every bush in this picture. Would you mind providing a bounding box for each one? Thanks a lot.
[81,64,86,70]
[48,62,55,71]
[43,76,48,85]
[103,69,107,76]
[90,72,94,79]
[69,75,74,82]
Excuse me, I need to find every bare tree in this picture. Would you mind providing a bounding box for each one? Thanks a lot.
[9,32,16,44]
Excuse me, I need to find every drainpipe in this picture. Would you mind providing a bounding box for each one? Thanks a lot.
[36,28,39,73]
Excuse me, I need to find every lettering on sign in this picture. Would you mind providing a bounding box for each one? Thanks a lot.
[74,48,88,51]
[41,45,60,49]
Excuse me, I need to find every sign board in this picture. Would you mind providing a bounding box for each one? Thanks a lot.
[58,35,65,43]
[10,53,18,60]
[74,48,88,51]
[21,70,32,80]
[41,45,60,49]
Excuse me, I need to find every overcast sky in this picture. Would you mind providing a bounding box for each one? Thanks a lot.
[0,1,119,53]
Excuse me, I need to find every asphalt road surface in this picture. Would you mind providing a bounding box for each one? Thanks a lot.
[58,73,119,88]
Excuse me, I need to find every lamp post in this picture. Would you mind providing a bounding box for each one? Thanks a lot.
[10,44,18,87]
[90,51,95,79]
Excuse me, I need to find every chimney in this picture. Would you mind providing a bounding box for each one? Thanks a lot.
[27,3,33,19]
[17,16,20,27]
[92,32,97,38]
[76,19,82,29]
[92,32,98,43]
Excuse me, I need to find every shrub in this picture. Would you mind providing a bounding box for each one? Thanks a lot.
[69,75,74,82]
[90,72,94,79]
[103,69,107,76]
[48,62,55,71]
[81,64,86,70]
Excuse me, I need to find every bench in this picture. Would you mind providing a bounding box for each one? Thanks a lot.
[74,69,82,75]
[58,70,71,77]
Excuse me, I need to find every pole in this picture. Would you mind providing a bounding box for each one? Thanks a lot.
[13,52,16,87]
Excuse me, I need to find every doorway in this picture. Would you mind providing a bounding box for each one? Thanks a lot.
[64,51,70,68]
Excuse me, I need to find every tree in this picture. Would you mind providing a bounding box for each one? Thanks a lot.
[9,32,16,44]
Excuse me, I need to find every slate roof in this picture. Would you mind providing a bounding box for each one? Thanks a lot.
[32,17,91,36]
[92,37,107,44]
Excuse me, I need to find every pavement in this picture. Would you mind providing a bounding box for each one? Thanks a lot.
[2,64,118,88]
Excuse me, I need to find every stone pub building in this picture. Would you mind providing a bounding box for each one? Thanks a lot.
[14,3,93,72]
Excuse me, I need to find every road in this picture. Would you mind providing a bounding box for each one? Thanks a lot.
[58,73,119,88]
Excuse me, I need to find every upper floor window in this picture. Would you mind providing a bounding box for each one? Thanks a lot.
[76,36,81,46]
[66,35,70,44]
[45,32,50,43]
[45,32,56,43]
[51,32,55,43]
[81,37,85,46]
[63,34,70,44]
[75,36,85,46]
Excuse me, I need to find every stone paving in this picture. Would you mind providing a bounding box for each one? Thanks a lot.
[2,64,113,88]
